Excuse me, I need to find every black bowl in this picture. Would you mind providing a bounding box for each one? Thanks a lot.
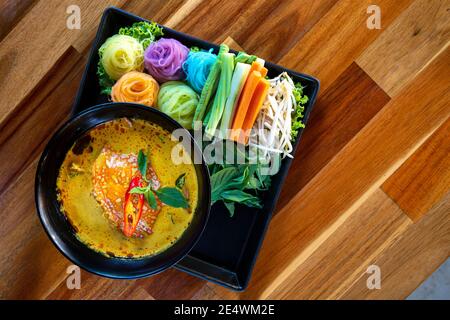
[35,102,211,279]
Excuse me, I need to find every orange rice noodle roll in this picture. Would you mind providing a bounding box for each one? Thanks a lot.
[111,71,160,107]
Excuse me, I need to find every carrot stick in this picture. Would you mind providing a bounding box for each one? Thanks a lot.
[241,78,270,143]
[230,70,262,141]
[248,60,267,77]
[259,66,268,78]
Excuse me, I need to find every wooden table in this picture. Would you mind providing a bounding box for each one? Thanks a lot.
[0,0,448,300]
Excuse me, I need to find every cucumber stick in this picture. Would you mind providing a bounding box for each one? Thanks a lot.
[219,62,251,138]
[205,51,235,137]
[193,44,229,125]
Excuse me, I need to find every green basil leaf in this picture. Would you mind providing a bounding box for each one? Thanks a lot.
[137,149,147,177]
[155,187,189,208]
[210,167,240,201]
[223,201,235,217]
[175,173,186,189]
[145,190,158,210]
[129,187,148,194]
[221,190,262,209]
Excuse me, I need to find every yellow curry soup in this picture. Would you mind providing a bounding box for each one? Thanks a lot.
[56,118,198,258]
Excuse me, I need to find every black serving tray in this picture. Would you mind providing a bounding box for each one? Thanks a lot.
[72,7,319,291]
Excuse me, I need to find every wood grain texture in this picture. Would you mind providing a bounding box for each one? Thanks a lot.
[47,266,205,300]
[0,0,37,41]
[0,50,84,299]
[382,118,450,222]
[357,0,450,97]
[241,47,450,299]
[223,36,244,52]
[190,283,223,300]
[340,192,450,299]
[268,189,411,299]
[278,62,390,209]
[123,0,193,28]
[278,0,413,92]
[0,48,83,195]
[0,0,448,300]
[173,0,338,62]
[47,271,155,300]
[0,0,125,124]
[224,0,339,62]
[174,0,250,42]
[0,159,70,299]
[136,268,205,300]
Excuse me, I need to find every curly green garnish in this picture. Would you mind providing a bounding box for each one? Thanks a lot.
[118,21,164,49]
[291,82,308,140]
[96,60,114,95]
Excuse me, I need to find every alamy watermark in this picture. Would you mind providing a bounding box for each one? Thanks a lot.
[169,123,283,176]
[366,265,381,290]
[66,265,81,290]
[66,5,81,30]
[367,5,381,30]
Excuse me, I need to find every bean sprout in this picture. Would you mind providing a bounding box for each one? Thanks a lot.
[249,72,295,164]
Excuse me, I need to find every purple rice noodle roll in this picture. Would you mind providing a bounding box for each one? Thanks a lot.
[144,38,189,82]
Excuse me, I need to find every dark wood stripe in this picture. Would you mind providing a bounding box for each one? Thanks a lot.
[382,118,450,222]
[277,62,390,210]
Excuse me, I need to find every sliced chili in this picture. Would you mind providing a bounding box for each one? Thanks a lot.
[123,175,144,237]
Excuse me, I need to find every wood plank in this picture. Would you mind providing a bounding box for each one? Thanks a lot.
[357,0,450,97]
[0,159,70,299]
[173,0,250,42]
[0,49,83,235]
[0,0,37,41]
[122,0,193,28]
[269,189,411,299]
[136,268,205,300]
[278,62,390,209]
[278,0,413,92]
[47,266,206,300]
[240,47,450,299]
[162,0,203,28]
[223,36,244,52]
[46,266,205,300]
[222,0,339,62]
[382,118,450,221]
[0,49,84,299]
[190,283,223,300]
[206,282,240,300]
[340,192,450,299]
[0,0,125,126]
[47,271,155,299]
[0,48,83,195]
[70,1,129,54]
[172,0,338,64]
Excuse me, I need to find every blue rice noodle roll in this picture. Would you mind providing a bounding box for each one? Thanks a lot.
[182,49,217,93]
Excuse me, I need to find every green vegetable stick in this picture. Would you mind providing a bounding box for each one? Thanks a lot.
[235,51,257,65]
[193,44,229,124]
[205,52,234,137]
[193,60,221,123]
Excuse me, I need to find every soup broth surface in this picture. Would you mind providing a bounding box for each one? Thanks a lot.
[57,118,198,258]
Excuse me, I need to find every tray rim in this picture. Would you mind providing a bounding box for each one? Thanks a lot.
[71,6,320,291]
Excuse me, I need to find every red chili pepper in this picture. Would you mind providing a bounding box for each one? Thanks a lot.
[123,176,144,237]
